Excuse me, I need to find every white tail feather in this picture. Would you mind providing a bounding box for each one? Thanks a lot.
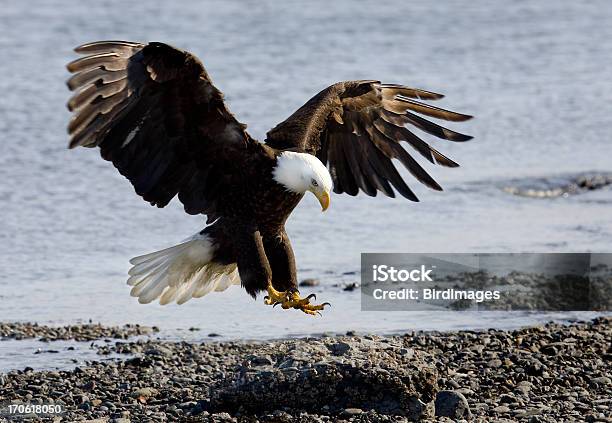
[127,233,240,305]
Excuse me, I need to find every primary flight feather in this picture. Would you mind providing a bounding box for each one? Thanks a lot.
[66,41,472,314]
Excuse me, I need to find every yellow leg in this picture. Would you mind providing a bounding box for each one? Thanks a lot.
[264,284,330,316]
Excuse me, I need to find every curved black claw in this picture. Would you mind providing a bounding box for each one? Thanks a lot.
[322,302,331,307]
[273,302,281,308]
[305,293,317,301]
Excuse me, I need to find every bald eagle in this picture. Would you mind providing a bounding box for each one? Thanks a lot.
[66,41,472,315]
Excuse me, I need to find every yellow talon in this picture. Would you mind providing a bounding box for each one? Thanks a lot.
[264,285,289,305]
[264,285,330,315]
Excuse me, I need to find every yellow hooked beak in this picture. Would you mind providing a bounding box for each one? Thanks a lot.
[316,190,331,212]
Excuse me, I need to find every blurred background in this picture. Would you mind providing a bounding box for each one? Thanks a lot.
[0,0,611,364]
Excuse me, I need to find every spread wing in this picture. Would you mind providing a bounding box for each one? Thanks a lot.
[67,41,256,219]
[265,80,472,201]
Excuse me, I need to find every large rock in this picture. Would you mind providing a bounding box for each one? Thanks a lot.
[208,336,438,420]
[435,390,471,419]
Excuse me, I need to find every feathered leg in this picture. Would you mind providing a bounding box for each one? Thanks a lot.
[262,230,330,315]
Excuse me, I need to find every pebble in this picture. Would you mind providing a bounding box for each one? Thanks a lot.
[591,376,611,385]
[131,387,158,399]
[435,390,471,418]
[299,278,320,287]
[342,408,363,415]
[487,358,503,368]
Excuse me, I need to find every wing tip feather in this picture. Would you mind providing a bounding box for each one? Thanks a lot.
[74,40,143,54]
[455,133,473,142]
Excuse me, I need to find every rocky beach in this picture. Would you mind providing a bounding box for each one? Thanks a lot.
[0,317,610,422]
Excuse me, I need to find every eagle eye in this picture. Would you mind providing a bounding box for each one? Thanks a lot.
[311,179,318,187]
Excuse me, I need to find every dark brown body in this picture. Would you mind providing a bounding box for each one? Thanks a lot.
[203,144,304,297]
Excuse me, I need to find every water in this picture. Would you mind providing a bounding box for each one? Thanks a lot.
[0,338,129,373]
[0,0,611,371]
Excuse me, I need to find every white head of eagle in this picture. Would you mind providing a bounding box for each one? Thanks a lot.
[273,151,333,211]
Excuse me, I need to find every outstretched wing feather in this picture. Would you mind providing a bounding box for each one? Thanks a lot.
[266,80,471,199]
[66,41,256,217]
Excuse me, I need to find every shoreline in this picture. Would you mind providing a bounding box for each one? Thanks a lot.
[0,318,610,422]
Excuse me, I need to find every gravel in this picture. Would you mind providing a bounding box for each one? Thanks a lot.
[446,266,612,311]
[0,317,610,422]
[502,173,612,198]
[0,323,159,342]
